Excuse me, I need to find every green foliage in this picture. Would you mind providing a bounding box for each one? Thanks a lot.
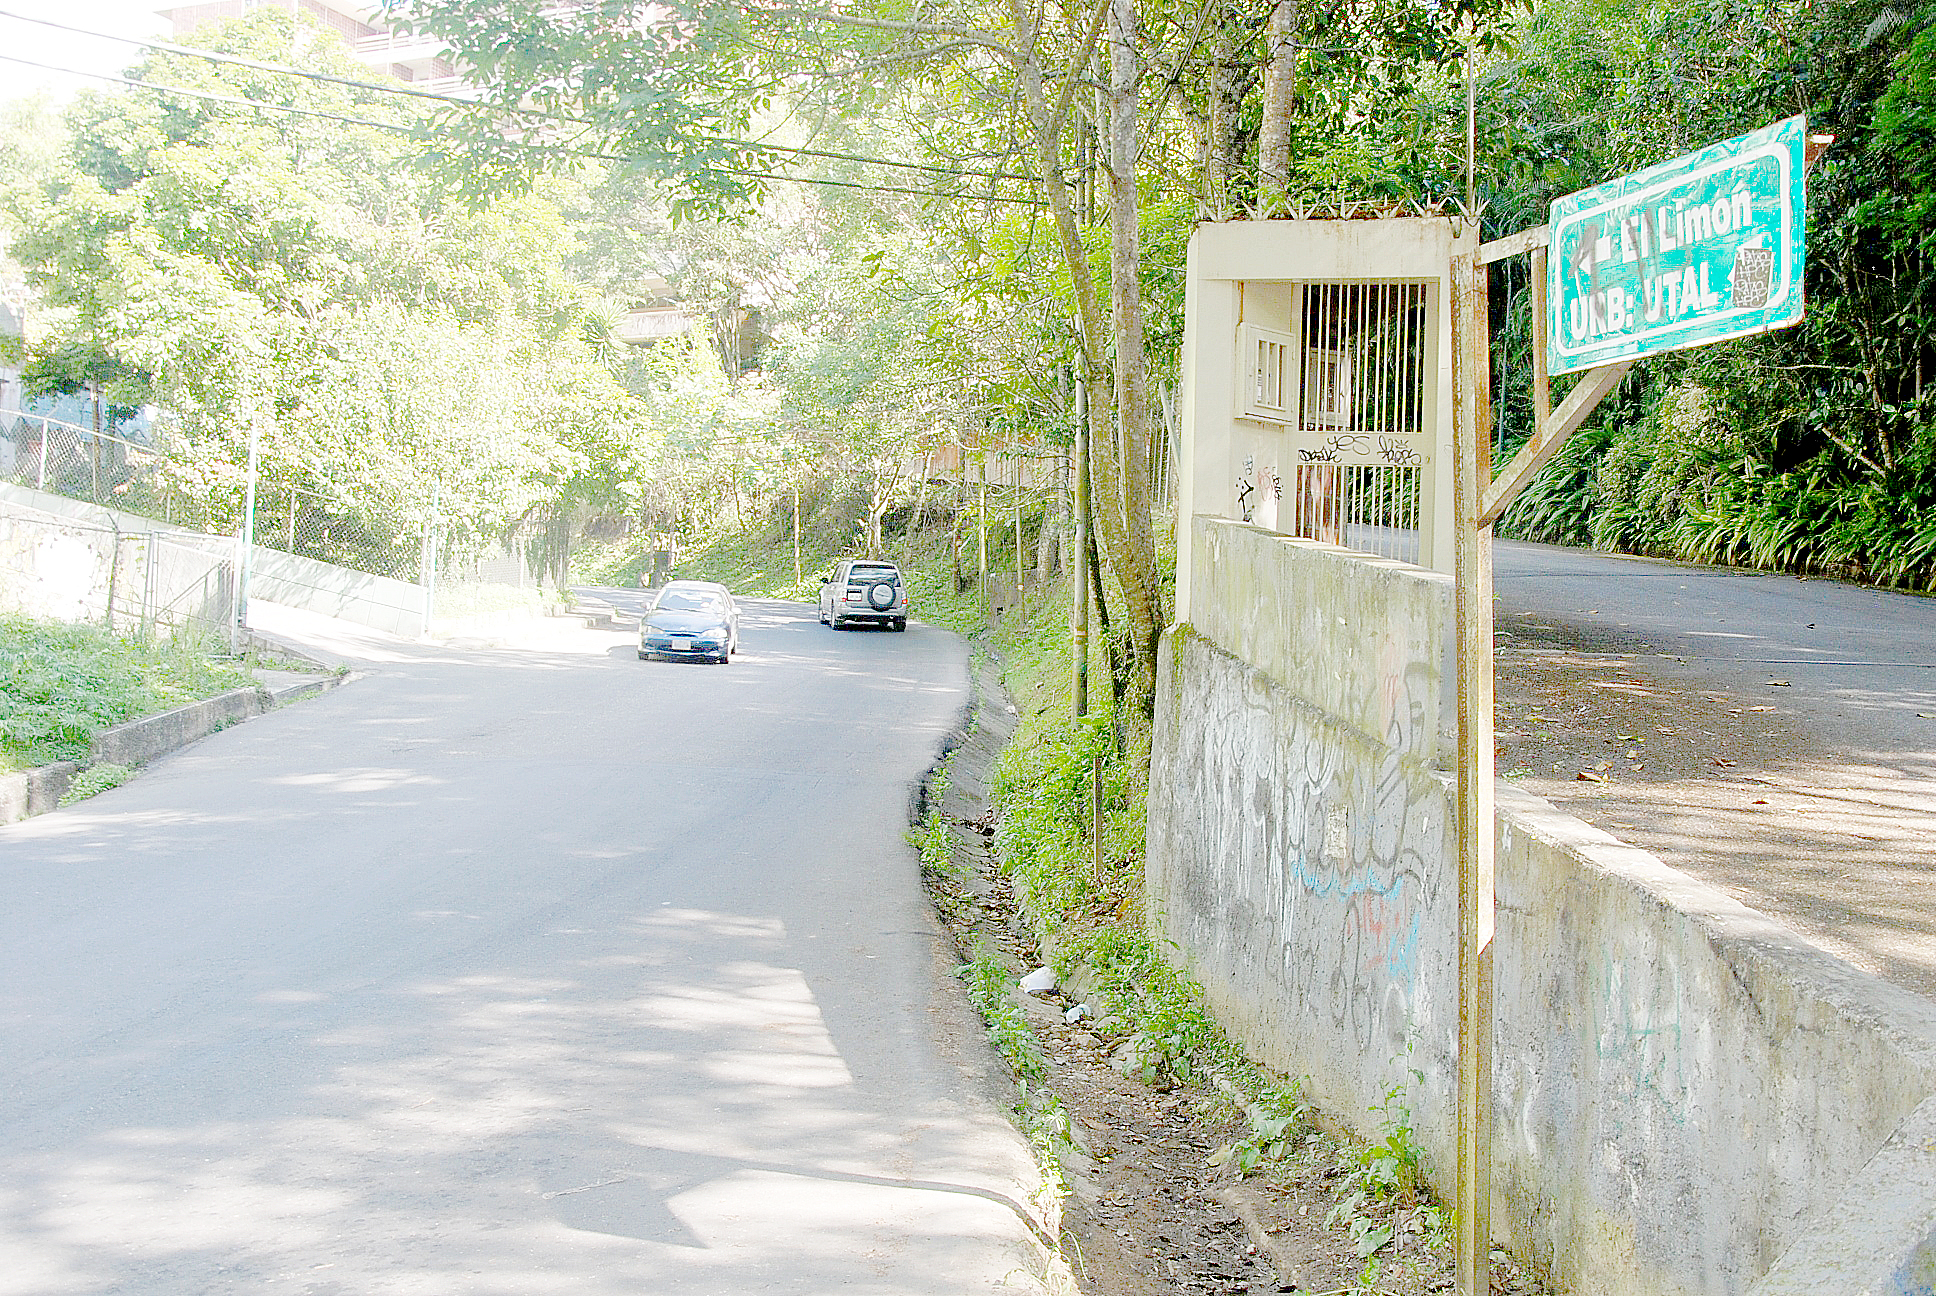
[0,12,665,563]
[1208,1098,1313,1178]
[1353,1069,1431,1203]
[1477,0,1936,590]
[60,763,138,806]
[0,616,254,771]
[910,758,959,877]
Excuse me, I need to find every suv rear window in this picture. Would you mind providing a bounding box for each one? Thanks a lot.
[847,566,900,585]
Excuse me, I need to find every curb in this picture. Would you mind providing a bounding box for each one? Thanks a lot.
[0,762,79,826]
[0,671,348,828]
[913,635,1013,828]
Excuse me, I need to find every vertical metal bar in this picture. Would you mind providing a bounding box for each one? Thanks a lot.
[91,387,101,504]
[1451,225,1496,1296]
[1375,283,1390,437]
[1074,376,1091,719]
[977,449,987,586]
[238,412,259,634]
[793,484,802,586]
[1532,246,1552,431]
[420,483,439,638]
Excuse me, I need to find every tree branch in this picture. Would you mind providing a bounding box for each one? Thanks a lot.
[760,7,1021,60]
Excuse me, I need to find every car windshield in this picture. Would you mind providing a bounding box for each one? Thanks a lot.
[847,567,899,585]
[656,591,725,614]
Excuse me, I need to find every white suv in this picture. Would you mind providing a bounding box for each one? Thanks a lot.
[819,559,909,631]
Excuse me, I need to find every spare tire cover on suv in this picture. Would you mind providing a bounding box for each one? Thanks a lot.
[867,581,896,610]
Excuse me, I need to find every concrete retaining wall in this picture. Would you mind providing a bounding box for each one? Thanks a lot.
[0,483,424,637]
[1146,515,1936,1295]
[247,546,424,638]
[0,498,233,636]
[0,762,77,826]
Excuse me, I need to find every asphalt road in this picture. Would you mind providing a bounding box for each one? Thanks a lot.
[1495,538,1936,757]
[0,597,1052,1294]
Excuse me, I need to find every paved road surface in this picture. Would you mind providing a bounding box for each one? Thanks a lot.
[0,597,1051,1294]
[1493,539,1936,998]
[1496,539,1936,754]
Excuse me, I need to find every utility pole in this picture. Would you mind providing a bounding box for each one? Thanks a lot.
[419,482,440,639]
[1451,223,1493,1296]
[1013,450,1024,596]
[977,448,988,586]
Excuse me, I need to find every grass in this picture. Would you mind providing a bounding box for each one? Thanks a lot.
[0,615,258,773]
[59,762,138,805]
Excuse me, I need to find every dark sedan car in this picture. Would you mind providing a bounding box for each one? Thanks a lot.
[638,581,739,663]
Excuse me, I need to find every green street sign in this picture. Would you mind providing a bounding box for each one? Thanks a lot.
[1547,115,1808,375]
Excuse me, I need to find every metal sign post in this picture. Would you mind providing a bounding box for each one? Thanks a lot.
[1450,117,1821,1296]
[1451,222,1494,1296]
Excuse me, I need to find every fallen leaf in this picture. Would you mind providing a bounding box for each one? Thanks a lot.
[1576,771,1604,783]
[1713,758,1737,767]
[1594,760,1613,771]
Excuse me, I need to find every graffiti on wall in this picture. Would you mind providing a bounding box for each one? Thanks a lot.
[1294,434,1424,468]
[1235,456,1281,525]
[1154,633,1451,1070]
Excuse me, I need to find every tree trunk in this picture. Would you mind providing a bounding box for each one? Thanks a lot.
[1204,10,1242,216]
[1257,0,1299,208]
[1004,0,1161,728]
[1105,0,1162,730]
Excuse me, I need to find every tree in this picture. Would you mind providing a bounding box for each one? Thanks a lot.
[0,11,663,570]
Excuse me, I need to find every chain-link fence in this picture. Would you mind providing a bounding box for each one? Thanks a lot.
[0,497,238,643]
[2,410,552,634]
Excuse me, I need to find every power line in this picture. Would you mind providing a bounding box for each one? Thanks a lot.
[0,7,1035,184]
[0,52,1048,206]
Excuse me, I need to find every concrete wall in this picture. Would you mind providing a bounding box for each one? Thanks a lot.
[0,762,77,826]
[89,687,265,767]
[247,545,424,638]
[0,497,234,637]
[1146,515,1936,1296]
[0,483,425,637]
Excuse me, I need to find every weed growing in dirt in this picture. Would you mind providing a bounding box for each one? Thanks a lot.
[1207,1099,1312,1178]
[1353,1067,1430,1203]
[0,616,256,772]
[58,762,138,806]
[909,758,960,875]
[956,945,1074,1202]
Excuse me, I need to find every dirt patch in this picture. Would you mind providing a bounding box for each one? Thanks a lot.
[926,676,1549,1296]
[1493,633,1936,999]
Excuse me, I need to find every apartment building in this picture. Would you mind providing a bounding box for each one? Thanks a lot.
[160,0,465,94]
